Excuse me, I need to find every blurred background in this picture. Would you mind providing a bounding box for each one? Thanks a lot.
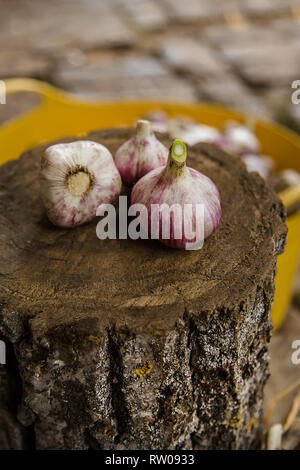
[1,0,300,127]
[0,0,299,448]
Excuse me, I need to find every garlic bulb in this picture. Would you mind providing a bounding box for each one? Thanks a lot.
[169,120,221,146]
[221,122,260,155]
[40,140,122,227]
[114,120,168,186]
[143,111,169,133]
[241,153,274,180]
[279,169,300,187]
[131,139,221,249]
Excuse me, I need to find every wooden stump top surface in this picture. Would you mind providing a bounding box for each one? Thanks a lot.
[0,129,286,339]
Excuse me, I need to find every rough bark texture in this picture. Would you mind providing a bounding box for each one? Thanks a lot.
[0,129,286,450]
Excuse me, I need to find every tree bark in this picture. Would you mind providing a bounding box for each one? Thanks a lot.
[0,129,286,449]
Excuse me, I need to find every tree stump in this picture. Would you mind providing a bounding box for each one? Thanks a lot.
[0,129,286,450]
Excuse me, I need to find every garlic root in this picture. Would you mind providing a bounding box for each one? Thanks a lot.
[40,140,122,227]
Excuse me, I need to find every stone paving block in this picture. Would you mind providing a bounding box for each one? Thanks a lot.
[241,0,292,16]
[204,24,285,48]
[115,0,168,30]
[240,61,300,88]
[204,23,300,88]
[0,49,50,79]
[159,36,228,76]
[198,74,272,118]
[222,42,300,87]
[271,17,300,39]
[222,43,300,69]
[0,0,134,53]
[161,0,233,22]
[51,54,197,101]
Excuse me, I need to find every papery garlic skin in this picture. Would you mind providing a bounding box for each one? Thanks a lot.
[279,168,300,187]
[221,122,260,155]
[241,153,274,180]
[131,139,221,249]
[40,140,122,227]
[114,120,168,187]
[169,120,221,146]
[143,111,169,133]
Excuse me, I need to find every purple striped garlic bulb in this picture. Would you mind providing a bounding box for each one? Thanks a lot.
[114,120,168,186]
[131,139,221,250]
[220,122,260,155]
[40,140,122,227]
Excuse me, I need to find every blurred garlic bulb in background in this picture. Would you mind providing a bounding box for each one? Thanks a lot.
[143,110,169,134]
[221,121,260,155]
[168,119,221,146]
[241,153,275,180]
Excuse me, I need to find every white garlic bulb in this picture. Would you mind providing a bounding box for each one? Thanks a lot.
[40,140,122,227]
[169,120,221,146]
[222,122,260,155]
[279,169,300,187]
[241,153,274,180]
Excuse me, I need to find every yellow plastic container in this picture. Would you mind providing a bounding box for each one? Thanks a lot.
[1,78,300,331]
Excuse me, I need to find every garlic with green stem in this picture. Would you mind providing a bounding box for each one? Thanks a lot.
[114,120,168,186]
[131,139,221,249]
[40,140,122,227]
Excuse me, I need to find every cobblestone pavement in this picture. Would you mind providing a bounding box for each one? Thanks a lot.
[0,0,299,448]
[0,0,300,124]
